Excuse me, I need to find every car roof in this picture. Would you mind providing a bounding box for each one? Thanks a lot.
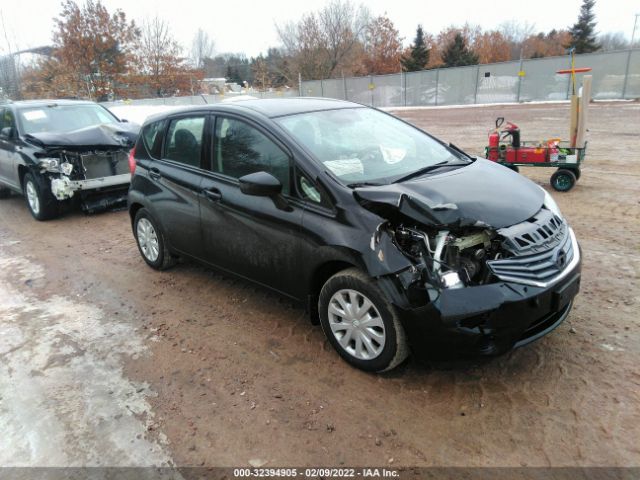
[8,99,98,109]
[142,97,362,123]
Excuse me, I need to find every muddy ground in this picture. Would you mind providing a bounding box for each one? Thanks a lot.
[0,102,638,469]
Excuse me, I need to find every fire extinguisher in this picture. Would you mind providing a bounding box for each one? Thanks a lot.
[488,131,500,161]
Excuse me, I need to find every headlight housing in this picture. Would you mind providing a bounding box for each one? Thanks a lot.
[542,188,563,219]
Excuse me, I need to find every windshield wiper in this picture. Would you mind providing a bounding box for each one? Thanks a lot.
[346,181,387,188]
[392,160,467,184]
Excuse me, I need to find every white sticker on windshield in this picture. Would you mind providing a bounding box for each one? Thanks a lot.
[23,110,47,121]
[380,145,407,164]
[323,158,364,177]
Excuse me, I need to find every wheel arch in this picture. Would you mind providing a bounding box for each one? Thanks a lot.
[306,259,359,325]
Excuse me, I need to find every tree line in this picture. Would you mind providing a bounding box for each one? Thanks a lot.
[0,0,630,101]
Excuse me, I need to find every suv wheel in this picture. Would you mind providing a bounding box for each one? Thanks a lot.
[23,172,59,220]
[133,208,176,270]
[318,268,409,372]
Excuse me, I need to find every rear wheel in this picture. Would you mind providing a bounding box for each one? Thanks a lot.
[566,167,581,180]
[318,268,409,372]
[133,208,176,270]
[23,172,59,220]
[551,169,577,192]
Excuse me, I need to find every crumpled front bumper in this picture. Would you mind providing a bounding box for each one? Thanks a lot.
[397,246,582,360]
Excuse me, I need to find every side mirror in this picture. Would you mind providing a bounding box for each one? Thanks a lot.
[0,127,13,139]
[239,171,292,211]
[239,171,282,197]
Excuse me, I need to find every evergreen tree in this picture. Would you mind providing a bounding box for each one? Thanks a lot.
[567,0,600,53]
[401,25,430,72]
[441,33,479,67]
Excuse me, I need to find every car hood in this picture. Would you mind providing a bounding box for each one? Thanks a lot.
[24,122,140,150]
[353,159,544,229]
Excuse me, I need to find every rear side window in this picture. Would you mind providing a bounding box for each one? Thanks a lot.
[141,120,165,158]
[164,116,205,168]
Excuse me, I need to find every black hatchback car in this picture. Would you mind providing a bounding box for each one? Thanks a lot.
[128,98,581,372]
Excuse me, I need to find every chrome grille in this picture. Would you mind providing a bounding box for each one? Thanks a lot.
[498,208,565,255]
[487,228,576,287]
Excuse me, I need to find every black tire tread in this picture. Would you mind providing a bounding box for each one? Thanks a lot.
[134,208,176,271]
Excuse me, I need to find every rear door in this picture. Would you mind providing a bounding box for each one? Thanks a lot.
[147,113,210,258]
[199,114,303,297]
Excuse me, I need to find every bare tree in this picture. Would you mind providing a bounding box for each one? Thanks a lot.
[191,28,215,69]
[598,32,629,51]
[136,16,185,96]
[277,0,370,80]
[0,9,22,99]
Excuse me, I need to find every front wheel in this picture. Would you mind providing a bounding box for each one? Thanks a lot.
[318,268,409,372]
[133,208,176,270]
[551,169,577,192]
[23,172,59,220]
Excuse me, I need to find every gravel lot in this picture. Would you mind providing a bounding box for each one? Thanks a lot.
[0,101,638,469]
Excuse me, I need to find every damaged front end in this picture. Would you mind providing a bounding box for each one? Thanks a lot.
[28,123,137,213]
[36,149,131,212]
[359,186,581,358]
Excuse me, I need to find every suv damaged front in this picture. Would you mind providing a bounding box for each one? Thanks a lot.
[15,102,139,214]
[26,123,137,212]
[355,162,581,358]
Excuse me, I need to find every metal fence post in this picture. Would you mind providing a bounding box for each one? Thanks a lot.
[435,69,439,106]
[473,65,480,104]
[343,74,347,100]
[621,48,635,99]
[370,75,374,106]
[298,73,302,96]
[320,79,324,97]
[402,70,407,106]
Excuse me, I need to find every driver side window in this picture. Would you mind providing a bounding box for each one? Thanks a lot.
[213,117,291,195]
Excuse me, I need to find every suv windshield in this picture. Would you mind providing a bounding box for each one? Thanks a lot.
[277,107,468,185]
[17,104,119,135]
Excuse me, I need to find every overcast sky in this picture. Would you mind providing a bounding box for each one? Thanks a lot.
[1,0,638,57]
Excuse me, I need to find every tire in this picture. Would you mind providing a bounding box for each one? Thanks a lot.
[566,167,581,180]
[23,172,59,220]
[133,208,176,270]
[318,268,409,372]
[0,185,11,198]
[507,165,520,173]
[550,169,577,192]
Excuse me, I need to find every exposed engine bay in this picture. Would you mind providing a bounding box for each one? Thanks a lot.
[373,201,572,302]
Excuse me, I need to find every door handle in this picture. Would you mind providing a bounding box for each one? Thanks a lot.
[149,167,161,180]
[203,188,222,201]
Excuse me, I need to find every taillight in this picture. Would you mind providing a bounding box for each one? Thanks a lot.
[128,146,136,174]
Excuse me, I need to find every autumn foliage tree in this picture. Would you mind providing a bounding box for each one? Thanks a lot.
[134,16,196,97]
[40,0,139,99]
[362,15,403,74]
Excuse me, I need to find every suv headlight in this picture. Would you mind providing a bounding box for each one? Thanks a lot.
[542,188,563,219]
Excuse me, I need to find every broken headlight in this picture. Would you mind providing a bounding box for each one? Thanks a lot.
[39,158,60,172]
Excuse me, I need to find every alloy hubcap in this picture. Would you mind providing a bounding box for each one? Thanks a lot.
[136,218,160,262]
[327,289,385,360]
[26,181,40,215]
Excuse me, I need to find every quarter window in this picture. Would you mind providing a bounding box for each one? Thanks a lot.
[214,117,290,195]
[142,120,165,158]
[165,116,205,168]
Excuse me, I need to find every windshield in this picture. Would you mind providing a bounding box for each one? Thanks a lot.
[17,104,119,135]
[276,107,468,185]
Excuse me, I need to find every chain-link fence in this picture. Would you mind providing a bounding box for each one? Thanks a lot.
[300,49,640,107]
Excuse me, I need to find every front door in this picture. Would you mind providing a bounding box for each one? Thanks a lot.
[199,115,303,297]
[0,108,20,188]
